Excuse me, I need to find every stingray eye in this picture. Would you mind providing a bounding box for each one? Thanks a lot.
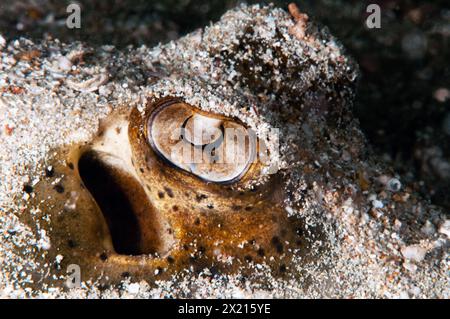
[147,100,255,183]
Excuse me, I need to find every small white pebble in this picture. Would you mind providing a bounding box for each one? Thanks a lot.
[403,261,418,273]
[22,193,30,201]
[398,291,410,299]
[127,283,140,294]
[372,199,384,209]
[57,56,72,71]
[344,206,354,214]
[55,254,64,264]
[386,178,401,192]
[99,85,112,96]
[360,212,370,224]
[409,286,421,297]
[203,268,212,276]
[401,245,427,262]
[285,206,294,215]
[37,230,51,250]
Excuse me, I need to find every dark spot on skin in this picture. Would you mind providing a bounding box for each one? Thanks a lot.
[231,205,242,211]
[97,284,110,292]
[67,239,77,248]
[158,191,165,199]
[167,256,175,264]
[271,236,280,245]
[98,130,104,137]
[67,162,74,170]
[23,184,33,194]
[249,239,256,245]
[146,184,151,191]
[183,244,189,251]
[164,187,174,198]
[54,184,65,194]
[172,205,178,212]
[167,228,173,234]
[115,127,121,134]
[209,266,219,278]
[99,252,108,261]
[196,194,208,202]
[279,264,287,273]
[271,236,283,254]
[194,218,200,226]
[156,267,163,275]
[207,203,214,209]
[121,272,130,278]
[45,167,54,177]
[244,255,252,262]
[245,206,253,211]
[139,168,144,173]
[257,248,265,257]
[276,244,284,254]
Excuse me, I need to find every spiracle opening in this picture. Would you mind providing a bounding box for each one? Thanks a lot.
[78,150,163,256]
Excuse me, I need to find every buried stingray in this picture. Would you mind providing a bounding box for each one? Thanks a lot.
[0,4,448,298]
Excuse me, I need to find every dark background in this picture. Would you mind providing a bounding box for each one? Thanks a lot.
[0,0,449,209]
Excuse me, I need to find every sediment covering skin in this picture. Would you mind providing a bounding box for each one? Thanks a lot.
[0,4,448,298]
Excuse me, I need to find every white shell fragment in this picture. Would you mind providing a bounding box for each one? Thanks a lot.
[66,73,109,93]
[401,245,428,262]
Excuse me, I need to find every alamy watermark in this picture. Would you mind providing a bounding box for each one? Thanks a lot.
[66,3,81,29]
[366,4,381,29]
[64,3,382,31]
[66,264,81,288]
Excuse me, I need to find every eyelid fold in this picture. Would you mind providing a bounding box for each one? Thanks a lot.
[147,99,255,184]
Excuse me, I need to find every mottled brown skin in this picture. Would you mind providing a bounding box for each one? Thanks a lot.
[27,97,304,288]
[16,4,352,291]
